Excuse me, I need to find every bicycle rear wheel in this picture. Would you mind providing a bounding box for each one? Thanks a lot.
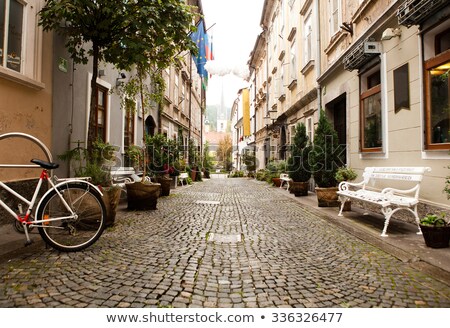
[37,182,106,252]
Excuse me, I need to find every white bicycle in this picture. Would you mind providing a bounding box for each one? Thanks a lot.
[0,133,106,252]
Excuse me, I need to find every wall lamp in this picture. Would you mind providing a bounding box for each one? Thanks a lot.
[116,72,126,87]
[381,28,402,41]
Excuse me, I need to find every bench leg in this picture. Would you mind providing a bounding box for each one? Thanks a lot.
[412,204,422,235]
[338,196,349,217]
[380,207,393,237]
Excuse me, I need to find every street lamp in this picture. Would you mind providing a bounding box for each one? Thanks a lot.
[264,109,282,138]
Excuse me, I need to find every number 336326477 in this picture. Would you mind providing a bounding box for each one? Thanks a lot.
[271,312,342,323]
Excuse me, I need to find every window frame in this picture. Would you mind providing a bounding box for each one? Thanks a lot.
[329,0,341,37]
[92,84,108,142]
[124,99,135,149]
[0,0,24,73]
[303,12,313,66]
[360,67,383,153]
[424,49,450,150]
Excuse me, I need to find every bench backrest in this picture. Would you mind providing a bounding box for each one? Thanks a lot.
[362,167,431,184]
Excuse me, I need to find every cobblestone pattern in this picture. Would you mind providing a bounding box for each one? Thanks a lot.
[0,178,449,308]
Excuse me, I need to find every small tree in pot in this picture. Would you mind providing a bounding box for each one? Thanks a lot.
[287,123,311,196]
[310,110,345,206]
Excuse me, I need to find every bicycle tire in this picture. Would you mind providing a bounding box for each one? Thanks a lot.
[36,182,106,252]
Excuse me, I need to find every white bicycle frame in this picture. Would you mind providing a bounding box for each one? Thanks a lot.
[0,172,102,245]
[0,132,103,245]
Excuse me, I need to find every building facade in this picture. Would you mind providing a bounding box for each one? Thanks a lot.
[0,0,207,226]
[0,0,53,182]
[244,0,450,209]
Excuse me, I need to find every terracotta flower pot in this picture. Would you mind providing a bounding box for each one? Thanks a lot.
[289,181,309,196]
[315,186,340,207]
[272,177,282,187]
[102,186,122,227]
[126,181,160,210]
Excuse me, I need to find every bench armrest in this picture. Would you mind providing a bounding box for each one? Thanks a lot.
[338,180,365,191]
[381,185,419,198]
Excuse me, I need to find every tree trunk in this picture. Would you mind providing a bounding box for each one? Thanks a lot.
[87,43,100,154]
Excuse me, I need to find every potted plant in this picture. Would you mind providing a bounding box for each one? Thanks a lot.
[419,213,450,248]
[310,110,345,206]
[58,140,122,226]
[145,134,179,197]
[266,160,284,187]
[335,166,358,211]
[287,123,312,196]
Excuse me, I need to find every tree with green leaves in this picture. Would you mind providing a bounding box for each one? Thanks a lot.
[39,0,198,155]
[287,123,311,183]
[310,111,345,187]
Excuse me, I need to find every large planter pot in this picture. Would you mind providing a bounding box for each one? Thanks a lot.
[272,177,282,187]
[190,170,197,182]
[126,181,161,210]
[170,176,178,189]
[289,181,309,196]
[102,186,122,227]
[156,177,172,196]
[419,224,450,248]
[315,187,340,207]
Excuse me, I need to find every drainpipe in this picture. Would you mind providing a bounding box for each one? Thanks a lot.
[188,53,193,164]
[265,27,270,167]
[315,0,322,111]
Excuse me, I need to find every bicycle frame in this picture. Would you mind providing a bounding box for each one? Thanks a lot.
[0,169,103,245]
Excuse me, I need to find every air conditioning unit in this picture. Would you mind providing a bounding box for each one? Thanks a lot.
[364,41,381,54]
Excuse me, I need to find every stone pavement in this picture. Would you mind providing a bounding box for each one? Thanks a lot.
[0,177,449,308]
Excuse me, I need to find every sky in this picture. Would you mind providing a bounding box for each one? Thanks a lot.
[201,0,265,109]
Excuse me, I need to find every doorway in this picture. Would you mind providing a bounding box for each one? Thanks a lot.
[326,94,347,164]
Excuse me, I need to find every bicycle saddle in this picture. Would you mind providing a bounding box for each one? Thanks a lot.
[31,159,59,170]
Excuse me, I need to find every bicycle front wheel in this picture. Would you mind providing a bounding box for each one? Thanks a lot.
[37,182,106,252]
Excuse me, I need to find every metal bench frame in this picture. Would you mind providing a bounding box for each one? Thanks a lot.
[337,167,431,237]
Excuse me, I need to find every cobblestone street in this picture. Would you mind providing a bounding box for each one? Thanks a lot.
[1,178,449,308]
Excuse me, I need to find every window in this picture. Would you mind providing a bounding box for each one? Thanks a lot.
[181,80,186,112]
[290,38,297,81]
[394,63,410,113]
[360,68,382,152]
[424,50,450,149]
[306,117,313,143]
[91,85,108,142]
[174,71,179,106]
[163,69,170,98]
[304,13,312,65]
[124,99,135,148]
[279,60,285,99]
[329,0,341,37]
[0,0,24,73]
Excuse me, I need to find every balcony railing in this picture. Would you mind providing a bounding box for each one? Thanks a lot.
[343,39,379,71]
[397,0,448,27]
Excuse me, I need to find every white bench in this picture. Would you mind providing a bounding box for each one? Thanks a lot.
[337,167,431,237]
[279,173,291,190]
[179,172,189,186]
[110,166,136,183]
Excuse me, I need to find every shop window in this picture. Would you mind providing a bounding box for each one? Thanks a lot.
[360,67,382,152]
[425,50,450,149]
